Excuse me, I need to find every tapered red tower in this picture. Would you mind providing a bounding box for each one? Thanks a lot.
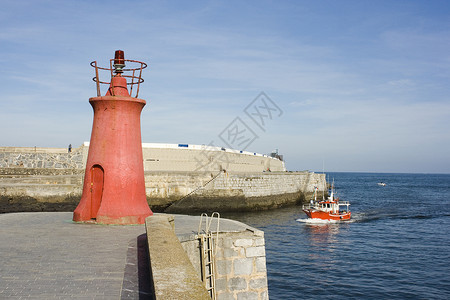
[73,50,153,224]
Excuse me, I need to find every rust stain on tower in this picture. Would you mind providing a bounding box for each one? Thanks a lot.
[73,50,153,224]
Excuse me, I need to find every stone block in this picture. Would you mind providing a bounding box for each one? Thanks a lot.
[254,238,265,247]
[229,277,247,291]
[233,258,253,275]
[217,292,235,300]
[224,247,239,258]
[246,246,265,258]
[234,238,253,247]
[72,154,83,162]
[249,277,268,289]
[237,291,258,300]
[215,277,228,292]
[253,230,264,237]
[255,257,266,272]
[216,259,232,276]
[222,237,234,248]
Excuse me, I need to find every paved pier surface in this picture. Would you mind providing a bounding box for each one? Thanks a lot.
[0,212,149,299]
[0,212,257,299]
[172,214,254,241]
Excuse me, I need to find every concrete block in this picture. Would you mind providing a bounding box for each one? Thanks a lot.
[237,291,258,300]
[246,246,265,258]
[260,290,269,300]
[233,258,253,275]
[229,277,247,291]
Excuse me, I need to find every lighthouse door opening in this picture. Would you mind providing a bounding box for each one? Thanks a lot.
[90,165,104,220]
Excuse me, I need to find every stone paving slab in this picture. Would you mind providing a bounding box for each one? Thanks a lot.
[0,212,146,299]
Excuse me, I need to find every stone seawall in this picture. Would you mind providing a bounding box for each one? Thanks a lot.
[175,214,269,299]
[0,147,86,169]
[0,168,84,213]
[1,169,326,214]
[165,171,325,213]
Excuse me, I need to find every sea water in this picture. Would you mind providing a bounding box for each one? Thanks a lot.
[223,172,450,299]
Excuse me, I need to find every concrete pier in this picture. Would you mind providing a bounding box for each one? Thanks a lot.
[147,214,269,299]
[0,212,269,299]
[0,212,147,299]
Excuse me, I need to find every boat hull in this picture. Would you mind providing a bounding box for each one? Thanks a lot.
[303,209,351,221]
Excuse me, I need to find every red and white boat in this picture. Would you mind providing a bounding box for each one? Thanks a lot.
[302,185,351,221]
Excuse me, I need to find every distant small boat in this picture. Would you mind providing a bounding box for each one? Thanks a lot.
[302,184,351,221]
[378,182,386,186]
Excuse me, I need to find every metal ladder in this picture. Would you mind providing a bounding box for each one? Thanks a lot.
[198,212,220,299]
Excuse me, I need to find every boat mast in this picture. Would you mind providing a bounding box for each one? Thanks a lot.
[330,179,335,201]
[322,160,325,201]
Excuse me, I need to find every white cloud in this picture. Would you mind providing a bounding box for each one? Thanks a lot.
[0,0,449,173]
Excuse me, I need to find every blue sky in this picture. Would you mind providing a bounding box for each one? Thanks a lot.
[1,0,449,173]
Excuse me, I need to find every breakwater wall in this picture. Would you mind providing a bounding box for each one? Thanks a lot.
[163,171,325,213]
[0,145,325,213]
[0,143,285,173]
[146,214,269,299]
[1,170,325,213]
[0,146,87,169]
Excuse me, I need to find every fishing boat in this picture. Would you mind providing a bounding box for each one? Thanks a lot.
[302,184,351,221]
[377,182,386,186]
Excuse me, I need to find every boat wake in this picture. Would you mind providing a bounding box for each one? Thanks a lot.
[350,211,449,223]
[296,218,348,225]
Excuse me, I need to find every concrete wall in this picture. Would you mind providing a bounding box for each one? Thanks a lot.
[142,143,285,173]
[146,214,211,299]
[0,143,285,173]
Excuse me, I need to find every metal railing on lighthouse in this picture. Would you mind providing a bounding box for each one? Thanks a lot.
[90,50,147,98]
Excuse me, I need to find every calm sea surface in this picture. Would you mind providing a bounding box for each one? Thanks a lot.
[223,172,450,299]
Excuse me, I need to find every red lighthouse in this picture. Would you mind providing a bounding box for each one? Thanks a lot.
[73,50,153,224]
